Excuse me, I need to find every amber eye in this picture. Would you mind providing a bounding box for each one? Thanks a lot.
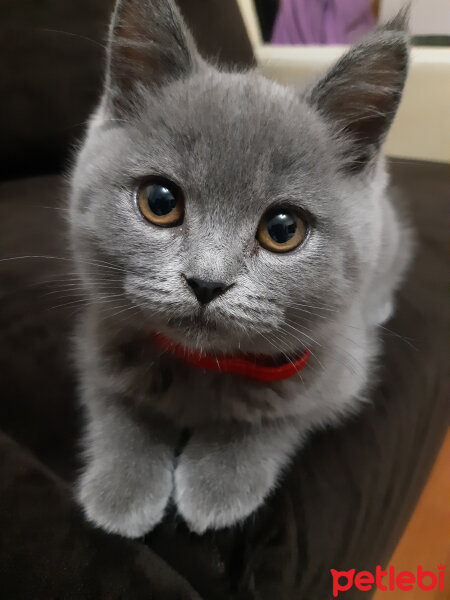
[257,209,307,253]
[137,179,184,227]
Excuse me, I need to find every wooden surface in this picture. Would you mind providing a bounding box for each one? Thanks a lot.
[374,431,450,599]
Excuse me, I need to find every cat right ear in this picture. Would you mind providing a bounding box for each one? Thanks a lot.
[305,13,409,174]
[105,0,201,114]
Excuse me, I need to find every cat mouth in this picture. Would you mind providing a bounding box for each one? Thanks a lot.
[151,331,310,382]
[167,312,218,332]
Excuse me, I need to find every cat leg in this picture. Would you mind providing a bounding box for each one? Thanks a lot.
[174,419,301,534]
[77,399,177,538]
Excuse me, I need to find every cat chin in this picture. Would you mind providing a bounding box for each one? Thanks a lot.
[152,323,297,359]
[149,318,249,355]
[155,328,249,356]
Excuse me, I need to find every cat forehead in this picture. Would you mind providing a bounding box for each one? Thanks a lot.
[130,71,335,183]
[164,73,319,140]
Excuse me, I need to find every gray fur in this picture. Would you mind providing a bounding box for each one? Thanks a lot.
[70,0,412,536]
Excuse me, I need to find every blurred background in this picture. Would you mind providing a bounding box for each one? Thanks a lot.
[240,0,450,163]
[1,0,449,181]
[250,0,450,43]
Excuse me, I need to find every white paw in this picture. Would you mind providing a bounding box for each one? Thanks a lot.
[174,454,275,534]
[77,461,172,538]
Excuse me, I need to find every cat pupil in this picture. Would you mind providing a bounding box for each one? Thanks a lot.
[267,213,296,244]
[147,184,176,216]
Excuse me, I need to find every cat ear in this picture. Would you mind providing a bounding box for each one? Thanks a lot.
[306,13,409,173]
[105,0,200,113]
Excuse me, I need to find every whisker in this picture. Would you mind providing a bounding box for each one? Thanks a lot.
[378,324,418,351]
[279,319,322,349]
[42,286,124,300]
[284,315,365,350]
[260,331,305,384]
[0,274,124,301]
[35,205,71,214]
[285,306,330,321]
[102,303,142,322]
[47,292,126,311]
[39,28,107,50]
[276,323,325,372]
[0,255,127,274]
[280,319,365,377]
[284,301,338,313]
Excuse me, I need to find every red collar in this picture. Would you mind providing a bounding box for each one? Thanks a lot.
[151,332,310,382]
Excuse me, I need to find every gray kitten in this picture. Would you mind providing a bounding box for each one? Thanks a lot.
[70,0,411,537]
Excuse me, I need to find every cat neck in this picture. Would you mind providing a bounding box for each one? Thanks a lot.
[151,331,310,383]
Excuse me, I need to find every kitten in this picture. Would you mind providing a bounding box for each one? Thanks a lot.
[70,0,411,537]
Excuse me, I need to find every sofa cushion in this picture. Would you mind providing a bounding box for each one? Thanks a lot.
[0,159,448,598]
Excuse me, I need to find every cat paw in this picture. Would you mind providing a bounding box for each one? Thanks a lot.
[77,460,172,538]
[174,448,275,534]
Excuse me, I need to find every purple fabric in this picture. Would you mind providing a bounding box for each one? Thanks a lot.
[271,0,376,45]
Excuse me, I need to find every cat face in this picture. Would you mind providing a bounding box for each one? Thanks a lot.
[70,0,408,357]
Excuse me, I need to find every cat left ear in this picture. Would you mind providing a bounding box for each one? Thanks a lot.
[106,0,201,114]
[306,13,409,173]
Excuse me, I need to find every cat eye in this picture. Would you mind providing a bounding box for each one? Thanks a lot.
[137,178,184,227]
[257,208,307,253]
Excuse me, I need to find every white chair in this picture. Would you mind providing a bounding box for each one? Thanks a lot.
[237,0,450,163]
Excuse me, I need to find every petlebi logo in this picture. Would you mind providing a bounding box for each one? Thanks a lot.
[330,564,446,597]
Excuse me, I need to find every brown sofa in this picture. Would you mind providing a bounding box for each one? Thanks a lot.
[0,2,448,599]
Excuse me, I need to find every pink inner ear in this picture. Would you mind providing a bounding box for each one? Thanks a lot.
[308,31,408,169]
[328,55,405,141]
[107,0,196,112]
[112,5,159,89]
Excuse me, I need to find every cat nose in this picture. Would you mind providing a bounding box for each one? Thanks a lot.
[186,277,229,305]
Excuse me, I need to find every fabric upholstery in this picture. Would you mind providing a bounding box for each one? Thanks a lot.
[0,159,448,599]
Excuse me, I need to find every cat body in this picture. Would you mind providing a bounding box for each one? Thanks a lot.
[70,0,411,536]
